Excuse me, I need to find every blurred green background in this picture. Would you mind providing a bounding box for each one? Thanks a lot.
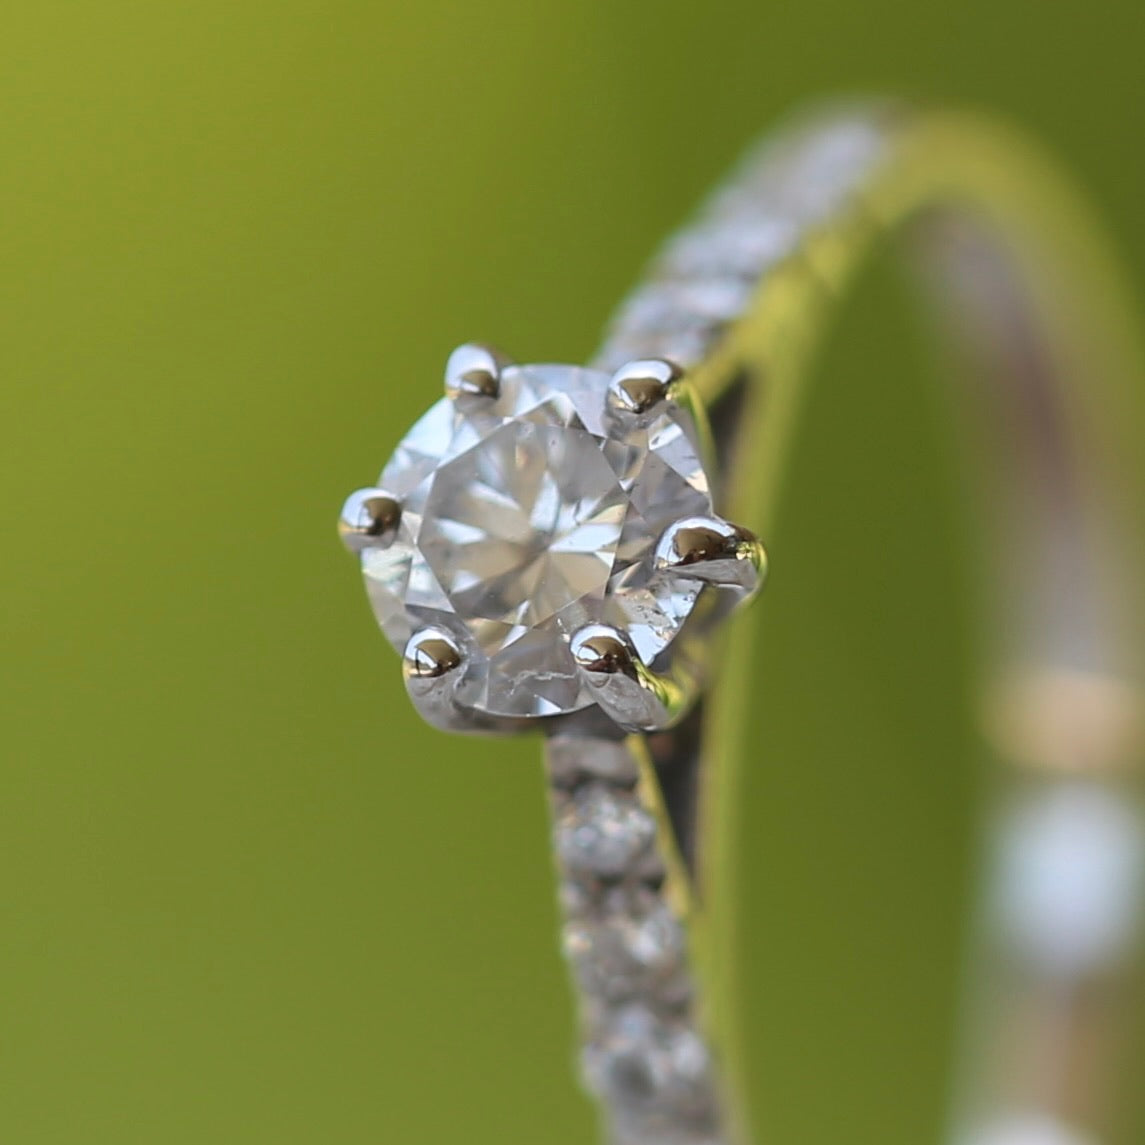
[4,2,1144,1143]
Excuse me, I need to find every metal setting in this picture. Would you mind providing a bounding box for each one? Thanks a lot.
[569,623,690,733]
[607,357,685,415]
[338,487,401,553]
[401,626,468,732]
[337,104,1145,1145]
[443,341,510,400]
[654,516,766,599]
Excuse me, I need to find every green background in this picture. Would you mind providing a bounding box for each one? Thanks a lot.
[4,2,1143,1143]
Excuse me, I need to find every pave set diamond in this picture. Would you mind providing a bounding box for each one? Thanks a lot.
[548,736,724,1145]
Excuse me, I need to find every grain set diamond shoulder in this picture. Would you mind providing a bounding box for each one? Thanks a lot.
[339,344,765,730]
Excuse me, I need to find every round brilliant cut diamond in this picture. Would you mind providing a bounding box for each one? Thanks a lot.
[361,364,711,717]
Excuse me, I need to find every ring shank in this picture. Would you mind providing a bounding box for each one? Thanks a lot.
[552,104,1145,1144]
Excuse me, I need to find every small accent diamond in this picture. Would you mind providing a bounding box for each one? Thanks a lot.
[563,886,687,1003]
[556,784,658,878]
[583,1003,716,1119]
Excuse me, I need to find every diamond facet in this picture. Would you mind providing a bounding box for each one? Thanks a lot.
[361,363,712,717]
[555,784,658,878]
[563,885,688,1003]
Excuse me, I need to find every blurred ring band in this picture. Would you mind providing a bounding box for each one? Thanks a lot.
[551,104,1145,1145]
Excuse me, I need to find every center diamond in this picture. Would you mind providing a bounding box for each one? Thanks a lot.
[419,414,626,626]
[361,364,713,717]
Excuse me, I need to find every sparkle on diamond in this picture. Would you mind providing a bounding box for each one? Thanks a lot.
[362,364,712,717]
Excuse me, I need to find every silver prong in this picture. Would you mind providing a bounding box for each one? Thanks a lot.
[338,488,401,553]
[569,623,688,732]
[606,358,684,416]
[654,515,766,597]
[403,627,467,730]
[444,342,511,401]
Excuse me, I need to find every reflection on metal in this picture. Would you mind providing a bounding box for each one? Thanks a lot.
[654,515,766,599]
[443,341,510,401]
[569,623,691,733]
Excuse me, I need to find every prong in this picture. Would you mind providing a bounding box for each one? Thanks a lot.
[444,342,511,401]
[606,358,684,416]
[654,515,767,597]
[403,627,467,730]
[339,488,401,553]
[569,623,689,732]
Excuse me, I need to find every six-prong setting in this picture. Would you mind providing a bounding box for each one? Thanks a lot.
[341,344,763,729]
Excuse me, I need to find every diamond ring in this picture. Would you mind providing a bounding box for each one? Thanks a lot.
[340,348,762,730]
[337,103,1145,1145]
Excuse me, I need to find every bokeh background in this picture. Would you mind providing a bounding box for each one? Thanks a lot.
[4,2,1144,1143]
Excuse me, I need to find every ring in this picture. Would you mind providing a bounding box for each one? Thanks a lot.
[336,102,1144,1145]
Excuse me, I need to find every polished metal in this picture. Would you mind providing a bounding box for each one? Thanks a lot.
[654,516,766,598]
[443,341,509,400]
[338,103,1145,1145]
[569,623,690,733]
[606,357,685,415]
[337,487,401,553]
[401,627,468,732]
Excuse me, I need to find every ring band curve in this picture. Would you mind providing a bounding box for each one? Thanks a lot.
[544,102,1145,1145]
